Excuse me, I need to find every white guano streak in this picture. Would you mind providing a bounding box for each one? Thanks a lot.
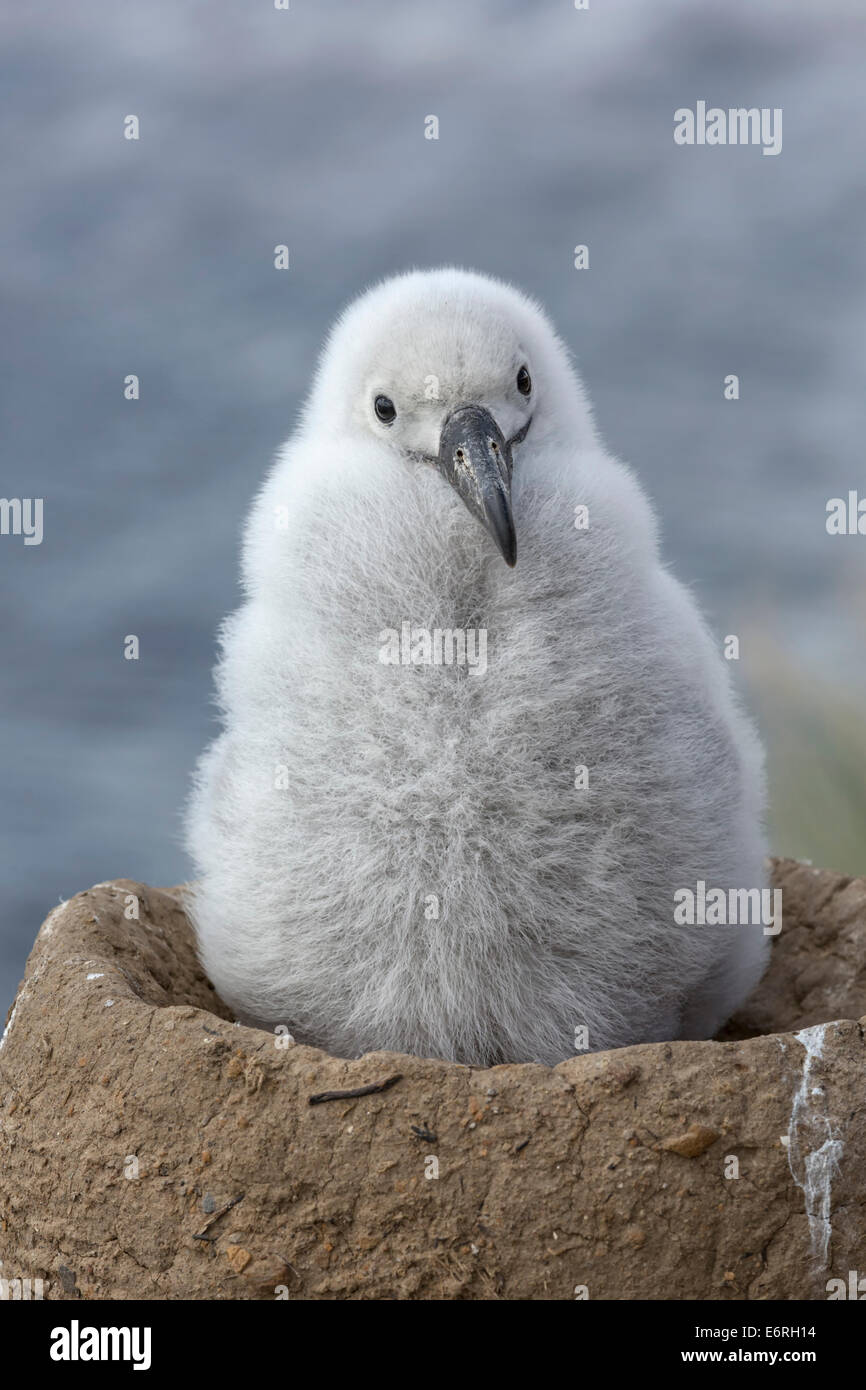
[784,1023,843,1268]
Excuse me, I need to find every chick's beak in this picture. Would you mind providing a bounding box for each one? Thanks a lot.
[437,405,517,567]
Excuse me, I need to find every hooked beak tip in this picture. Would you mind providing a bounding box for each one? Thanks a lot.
[497,526,517,568]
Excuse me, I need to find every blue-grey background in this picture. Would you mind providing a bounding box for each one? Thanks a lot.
[2,0,865,1014]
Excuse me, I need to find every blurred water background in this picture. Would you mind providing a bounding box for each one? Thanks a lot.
[2,0,865,1012]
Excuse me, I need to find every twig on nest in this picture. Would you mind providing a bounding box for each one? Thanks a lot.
[308,1074,403,1105]
[192,1193,245,1241]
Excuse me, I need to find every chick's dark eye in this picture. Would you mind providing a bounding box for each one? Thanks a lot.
[516,365,532,396]
[374,394,396,424]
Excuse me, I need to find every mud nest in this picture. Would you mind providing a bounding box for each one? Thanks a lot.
[1,858,865,1300]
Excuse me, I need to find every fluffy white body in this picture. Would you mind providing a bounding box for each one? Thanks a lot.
[186,268,769,1066]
